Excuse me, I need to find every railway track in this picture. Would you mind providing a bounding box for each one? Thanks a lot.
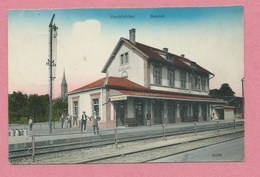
[77,130,244,163]
[9,121,243,163]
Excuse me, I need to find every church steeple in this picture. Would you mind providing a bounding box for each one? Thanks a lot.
[61,69,68,100]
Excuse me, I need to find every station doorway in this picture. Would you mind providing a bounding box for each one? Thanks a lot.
[193,103,199,122]
[115,101,127,126]
[134,99,144,126]
[153,100,163,124]
[168,101,176,123]
[180,102,188,122]
[215,109,224,120]
[201,104,208,121]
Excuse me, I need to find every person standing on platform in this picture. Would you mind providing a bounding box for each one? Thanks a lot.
[60,113,65,128]
[81,111,88,132]
[66,113,72,128]
[92,111,100,135]
[28,117,33,131]
[146,110,151,126]
[73,115,78,127]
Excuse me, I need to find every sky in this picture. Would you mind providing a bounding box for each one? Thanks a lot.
[8,6,244,98]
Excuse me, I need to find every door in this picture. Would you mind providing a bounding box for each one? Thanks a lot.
[115,101,127,126]
[193,103,199,122]
[168,101,176,123]
[180,102,188,122]
[153,100,163,124]
[134,100,144,126]
[201,103,207,121]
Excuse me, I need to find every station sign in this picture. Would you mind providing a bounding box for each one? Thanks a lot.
[110,95,127,101]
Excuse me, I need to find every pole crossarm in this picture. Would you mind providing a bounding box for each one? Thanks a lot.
[49,14,55,27]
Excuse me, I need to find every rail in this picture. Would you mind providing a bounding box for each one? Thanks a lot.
[9,120,243,163]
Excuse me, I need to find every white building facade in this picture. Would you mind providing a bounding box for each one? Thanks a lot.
[68,29,225,128]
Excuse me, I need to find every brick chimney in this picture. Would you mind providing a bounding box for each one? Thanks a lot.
[163,48,168,52]
[129,28,136,44]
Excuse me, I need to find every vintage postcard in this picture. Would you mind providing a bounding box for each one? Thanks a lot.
[8,7,244,165]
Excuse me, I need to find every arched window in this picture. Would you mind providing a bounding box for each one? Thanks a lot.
[121,71,128,78]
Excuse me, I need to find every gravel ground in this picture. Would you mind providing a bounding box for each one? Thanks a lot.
[10,127,244,164]
[93,132,243,163]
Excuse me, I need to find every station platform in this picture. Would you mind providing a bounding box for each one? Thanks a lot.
[8,119,244,150]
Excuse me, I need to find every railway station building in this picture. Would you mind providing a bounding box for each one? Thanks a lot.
[68,28,226,128]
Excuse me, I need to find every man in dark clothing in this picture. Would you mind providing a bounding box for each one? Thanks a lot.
[146,111,151,126]
[81,111,87,132]
[92,111,100,134]
[28,117,33,131]
[66,113,72,128]
[72,115,78,126]
[60,114,65,128]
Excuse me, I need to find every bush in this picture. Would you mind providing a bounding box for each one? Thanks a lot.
[20,117,28,124]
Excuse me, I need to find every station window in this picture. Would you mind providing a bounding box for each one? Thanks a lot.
[197,77,201,90]
[120,52,129,65]
[153,64,162,85]
[201,77,206,91]
[92,99,99,116]
[125,52,128,63]
[73,101,78,117]
[180,72,186,89]
[191,76,197,90]
[120,54,124,65]
[168,67,175,87]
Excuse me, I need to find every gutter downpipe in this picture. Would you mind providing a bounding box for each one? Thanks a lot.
[209,74,215,80]
[101,87,103,120]
[209,74,215,94]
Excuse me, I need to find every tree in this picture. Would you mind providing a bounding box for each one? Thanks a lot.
[9,91,68,124]
[210,83,236,99]
[219,83,235,97]
[53,97,68,122]
[27,94,49,122]
[209,89,221,98]
[8,91,28,123]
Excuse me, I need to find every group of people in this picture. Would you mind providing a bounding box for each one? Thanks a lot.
[81,110,100,134]
[60,114,78,129]
[59,110,101,134]
[28,110,151,133]
[26,110,101,134]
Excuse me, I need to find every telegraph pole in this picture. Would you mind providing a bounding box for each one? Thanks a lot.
[241,77,244,119]
[47,14,58,133]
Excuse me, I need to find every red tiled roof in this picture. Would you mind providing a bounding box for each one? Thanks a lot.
[70,77,106,93]
[106,77,147,90]
[123,38,213,75]
[102,37,213,75]
[114,89,222,102]
[69,77,147,93]
[69,76,222,103]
